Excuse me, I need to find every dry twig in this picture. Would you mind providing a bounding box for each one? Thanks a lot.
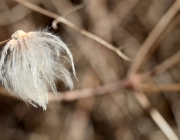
[134,91,179,140]
[0,38,11,45]
[129,0,180,74]
[52,2,87,29]
[48,80,130,102]
[151,13,180,51]
[140,83,180,93]
[138,13,180,80]
[143,50,180,79]
[14,0,131,61]
[47,82,180,102]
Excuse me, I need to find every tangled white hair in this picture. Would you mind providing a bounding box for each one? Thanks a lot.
[0,30,76,110]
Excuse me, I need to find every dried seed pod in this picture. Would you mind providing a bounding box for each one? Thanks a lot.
[0,30,76,110]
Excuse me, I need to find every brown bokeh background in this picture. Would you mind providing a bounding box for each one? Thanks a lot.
[0,0,180,140]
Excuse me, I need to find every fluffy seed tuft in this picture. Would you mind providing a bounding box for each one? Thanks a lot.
[0,30,76,110]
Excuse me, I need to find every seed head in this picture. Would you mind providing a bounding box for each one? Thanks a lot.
[0,30,76,110]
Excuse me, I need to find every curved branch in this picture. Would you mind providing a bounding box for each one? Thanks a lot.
[14,0,132,61]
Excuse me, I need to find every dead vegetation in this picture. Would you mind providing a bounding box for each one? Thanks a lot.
[0,0,180,140]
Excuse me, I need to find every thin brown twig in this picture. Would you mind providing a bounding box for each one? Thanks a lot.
[140,83,180,93]
[128,0,180,74]
[14,0,132,61]
[134,91,179,140]
[151,13,180,52]
[0,38,11,45]
[142,50,180,79]
[1,76,180,102]
[48,79,130,102]
[48,82,180,102]
[62,2,87,17]
[136,13,180,80]
[52,2,87,29]
[138,13,180,80]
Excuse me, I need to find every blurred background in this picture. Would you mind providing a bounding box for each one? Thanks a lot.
[0,0,180,140]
